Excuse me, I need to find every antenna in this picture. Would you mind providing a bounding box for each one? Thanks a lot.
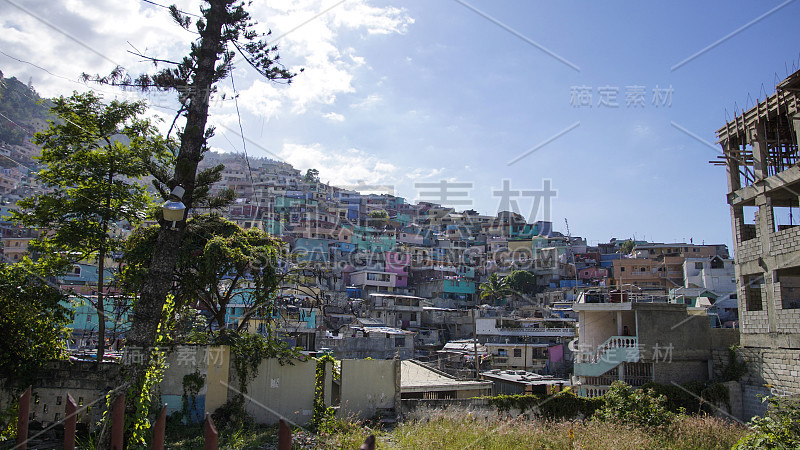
[565,218,579,291]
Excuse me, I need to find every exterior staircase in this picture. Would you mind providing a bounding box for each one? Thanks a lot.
[574,336,639,377]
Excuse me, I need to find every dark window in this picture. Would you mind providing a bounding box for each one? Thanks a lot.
[513,348,522,357]
[745,275,764,311]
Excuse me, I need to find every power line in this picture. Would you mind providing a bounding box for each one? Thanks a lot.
[140,0,201,18]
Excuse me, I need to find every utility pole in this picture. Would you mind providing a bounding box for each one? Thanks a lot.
[565,218,579,292]
[472,308,479,380]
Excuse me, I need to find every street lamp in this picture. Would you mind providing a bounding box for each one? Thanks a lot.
[161,186,186,229]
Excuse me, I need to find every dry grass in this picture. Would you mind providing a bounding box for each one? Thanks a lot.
[389,407,748,450]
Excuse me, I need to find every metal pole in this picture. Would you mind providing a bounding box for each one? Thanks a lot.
[472,309,479,379]
[16,386,31,449]
[111,393,125,450]
[64,394,77,450]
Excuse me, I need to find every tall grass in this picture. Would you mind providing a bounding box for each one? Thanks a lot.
[392,407,747,449]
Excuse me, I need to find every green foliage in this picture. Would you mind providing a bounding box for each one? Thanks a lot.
[0,259,71,386]
[0,401,18,441]
[312,354,337,430]
[123,215,282,332]
[642,381,704,414]
[487,394,539,414]
[479,273,512,304]
[734,397,800,449]
[14,90,172,363]
[181,371,206,423]
[620,239,635,254]
[593,381,675,429]
[719,346,748,382]
[0,72,51,146]
[303,168,320,183]
[505,270,537,296]
[538,390,604,419]
[211,395,252,431]
[368,209,389,219]
[117,292,174,447]
[16,91,170,260]
[641,381,731,415]
[734,396,800,449]
[485,390,601,419]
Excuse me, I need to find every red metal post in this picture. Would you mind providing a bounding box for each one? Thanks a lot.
[278,419,292,450]
[16,386,31,450]
[152,406,167,450]
[64,394,77,450]
[111,393,125,450]
[204,413,218,450]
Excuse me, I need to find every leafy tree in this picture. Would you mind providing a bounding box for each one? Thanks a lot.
[122,215,281,334]
[505,270,536,296]
[0,259,71,386]
[369,209,389,219]
[83,0,298,361]
[479,273,512,305]
[84,1,298,442]
[13,91,170,364]
[304,168,320,183]
[620,239,635,254]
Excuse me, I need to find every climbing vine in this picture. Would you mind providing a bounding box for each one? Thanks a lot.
[719,345,748,382]
[181,371,205,423]
[312,354,337,429]
[126,293,175,446]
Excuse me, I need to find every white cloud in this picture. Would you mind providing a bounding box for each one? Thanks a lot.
[323,112,345,121]
[277,142,399,188]
[351,93,382,110]
[244,0,412,114]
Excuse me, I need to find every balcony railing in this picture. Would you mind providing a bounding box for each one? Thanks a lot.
[579,336,638,364]
[480,327,575,337]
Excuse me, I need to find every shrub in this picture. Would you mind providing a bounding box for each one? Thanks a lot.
[734,396,800,449]
[593,381,675,429]
[538,390,603,420]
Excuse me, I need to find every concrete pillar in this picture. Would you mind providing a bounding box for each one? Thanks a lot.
[751,126,769,181]
[205,346,231,416]
[616,311,623,336]
[618,362,625,382]
[724,141,742,193]
[792,115,800,149]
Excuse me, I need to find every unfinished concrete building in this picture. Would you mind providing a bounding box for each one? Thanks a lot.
[715,69,800,417]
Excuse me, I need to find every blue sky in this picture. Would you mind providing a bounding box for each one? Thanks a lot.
[2,0,800,251]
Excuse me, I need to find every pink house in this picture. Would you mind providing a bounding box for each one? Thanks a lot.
[578,266,608,280]
[385,251,411,287]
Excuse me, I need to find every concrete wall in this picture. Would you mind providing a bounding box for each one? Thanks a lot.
[241,358,316,425]
[159,345,212,421]
[579,310,618,349]
[636,305,712,363]
[4,362,122,430]
[339,359,397,420]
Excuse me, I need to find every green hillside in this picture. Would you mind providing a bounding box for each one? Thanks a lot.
[0,70,52,146]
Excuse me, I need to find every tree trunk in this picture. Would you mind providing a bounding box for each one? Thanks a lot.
[128,0,225,351]
[100,1,228,445]
[96,248,106,366]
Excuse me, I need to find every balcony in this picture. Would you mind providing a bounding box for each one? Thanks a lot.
[574,336,639,377]
[478,327,575,337]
